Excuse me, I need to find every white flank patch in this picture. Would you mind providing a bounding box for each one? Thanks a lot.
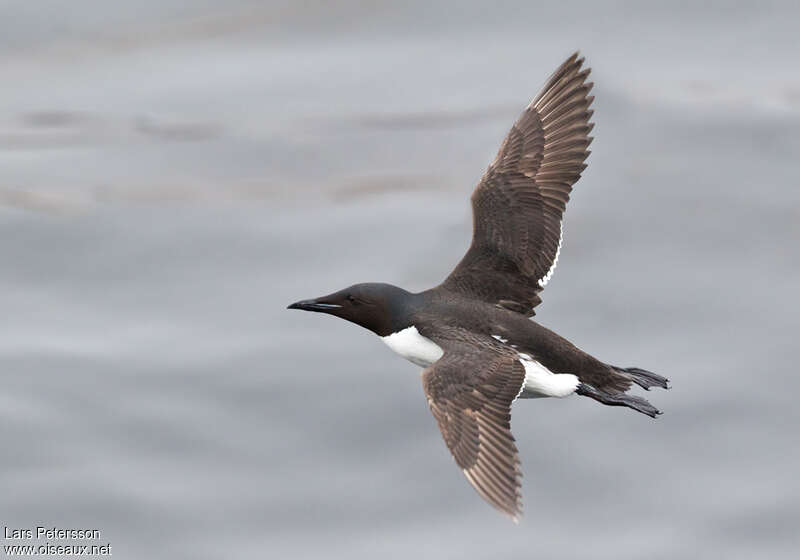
[518,355,579,398]
[538,223,563,288]
[381,326,444,368]
[491,335,508,343]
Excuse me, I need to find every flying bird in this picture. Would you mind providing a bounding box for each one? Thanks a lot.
[288,53,669,521]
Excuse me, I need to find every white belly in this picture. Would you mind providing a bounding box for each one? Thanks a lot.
[518,353,579,398]
[381,326,444,367]
[381,328,578,399]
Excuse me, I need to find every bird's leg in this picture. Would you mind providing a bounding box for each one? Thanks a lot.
[576,383,661,418]
[611,366,670,391]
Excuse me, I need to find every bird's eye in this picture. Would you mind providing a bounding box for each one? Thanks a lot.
[346,294,357,304]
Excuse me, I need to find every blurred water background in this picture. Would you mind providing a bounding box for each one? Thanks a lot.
[1,1,799,558]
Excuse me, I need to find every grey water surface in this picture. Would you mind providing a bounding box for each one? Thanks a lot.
[1,1,799,558]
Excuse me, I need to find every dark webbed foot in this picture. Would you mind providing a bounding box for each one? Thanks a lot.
[613,366,670,391]
[576,383,662,418]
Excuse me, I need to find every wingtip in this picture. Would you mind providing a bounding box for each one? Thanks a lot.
[573,51,590,71]
[560,51,584,73]
[506,503,523,524]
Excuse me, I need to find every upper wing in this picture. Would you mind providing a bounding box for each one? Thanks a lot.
[421,335,526,520]
[440,53,594,316]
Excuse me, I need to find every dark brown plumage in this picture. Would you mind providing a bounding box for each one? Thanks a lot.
[421,329,526,520]
[288,52,668,522]
[442,52,594,316]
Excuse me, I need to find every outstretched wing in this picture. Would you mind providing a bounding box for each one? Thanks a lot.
[441,53,594,316]
[421,336,526,520]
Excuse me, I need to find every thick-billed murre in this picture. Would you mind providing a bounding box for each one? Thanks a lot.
[288,53,669,521]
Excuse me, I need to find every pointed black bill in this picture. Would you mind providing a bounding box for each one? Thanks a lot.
[287,299,342,312]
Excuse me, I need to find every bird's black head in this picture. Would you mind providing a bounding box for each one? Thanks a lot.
[288,283,415,336]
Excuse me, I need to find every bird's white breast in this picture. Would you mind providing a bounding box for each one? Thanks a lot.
[381,326,444,367]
